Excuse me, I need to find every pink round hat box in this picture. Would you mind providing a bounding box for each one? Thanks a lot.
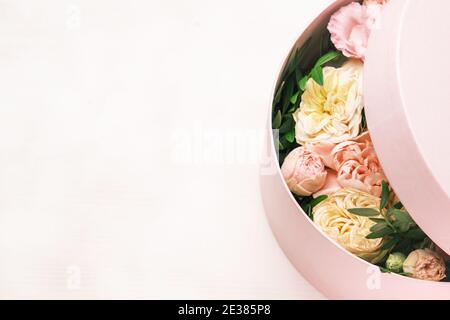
[261,0,450,299]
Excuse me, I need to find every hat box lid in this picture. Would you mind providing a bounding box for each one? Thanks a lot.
[365,0,450,254]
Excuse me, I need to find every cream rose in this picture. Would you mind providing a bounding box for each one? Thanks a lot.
[403,249,446,282]
[313,188,384,263]
[294,60,364,145]
[281,147,327,196]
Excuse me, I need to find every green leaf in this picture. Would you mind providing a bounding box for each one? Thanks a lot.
[295,68,303,83]
[299,75,309,91]
[399,272,413,277]
[380,267,391,274]
[284,130,295,143]
[276,138,284,151]
[380,181,390,210]
[405,228,427,240]
[370,218,386,224]
[387,208,414,234]
[295,37,312,67]
[367,227,396,240]
[284,48,300,77]
[393,202,404,210]
[299,196,314,219]
[393,221,410,233]
[381,236,402,251]
[370,222,389,233]
[279,135,292,150]
[273,81,285,106]
[287,105,298,114]
[273,111,282,129]
[391,210,413,224]
[282,37,312,79]
[310,195,328,208]
[279,115,294,134]
[310,65,324,86]
[348,208,380,217]
[290,91,300,105]
[315,51,341,67]
[281,78,295,114]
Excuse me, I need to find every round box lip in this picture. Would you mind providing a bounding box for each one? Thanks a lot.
[262,0,450,297]
[365,0,450,255]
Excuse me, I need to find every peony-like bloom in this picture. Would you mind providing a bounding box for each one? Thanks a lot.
[334,133,386,196]
[307,132,386,197]
[294,60,364,145]
[281,147,327,197]
[403,249,446,282]
[313,188,384,263]
[328,2,383,61]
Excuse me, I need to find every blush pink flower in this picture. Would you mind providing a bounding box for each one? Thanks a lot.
[307,132,386,197]
[334,133,386,196]
[313,170,341,198]
[281,147,327,197]
[403,249,446,282]
[328,2,383,61]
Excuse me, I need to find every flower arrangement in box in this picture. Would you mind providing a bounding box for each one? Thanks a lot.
[273,0,449,282]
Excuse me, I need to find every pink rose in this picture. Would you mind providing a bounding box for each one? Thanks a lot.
[313,170,341,198]
[306,132,371,171]
[328,2,383,61]
[281,147,327,197]
[307,132,386,197]
[304,140,335,169]
[334,133,386,196]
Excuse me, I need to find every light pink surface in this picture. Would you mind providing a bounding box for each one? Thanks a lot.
[261,0,450,299]
[365,0,450,255]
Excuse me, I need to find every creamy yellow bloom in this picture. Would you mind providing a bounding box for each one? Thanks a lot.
[313,188,384,263]
[294,60,364,144]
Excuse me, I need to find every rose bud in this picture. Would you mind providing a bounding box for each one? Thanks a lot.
[385,252,406,273]
[281,147,327,197]
[403,249,446,282]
